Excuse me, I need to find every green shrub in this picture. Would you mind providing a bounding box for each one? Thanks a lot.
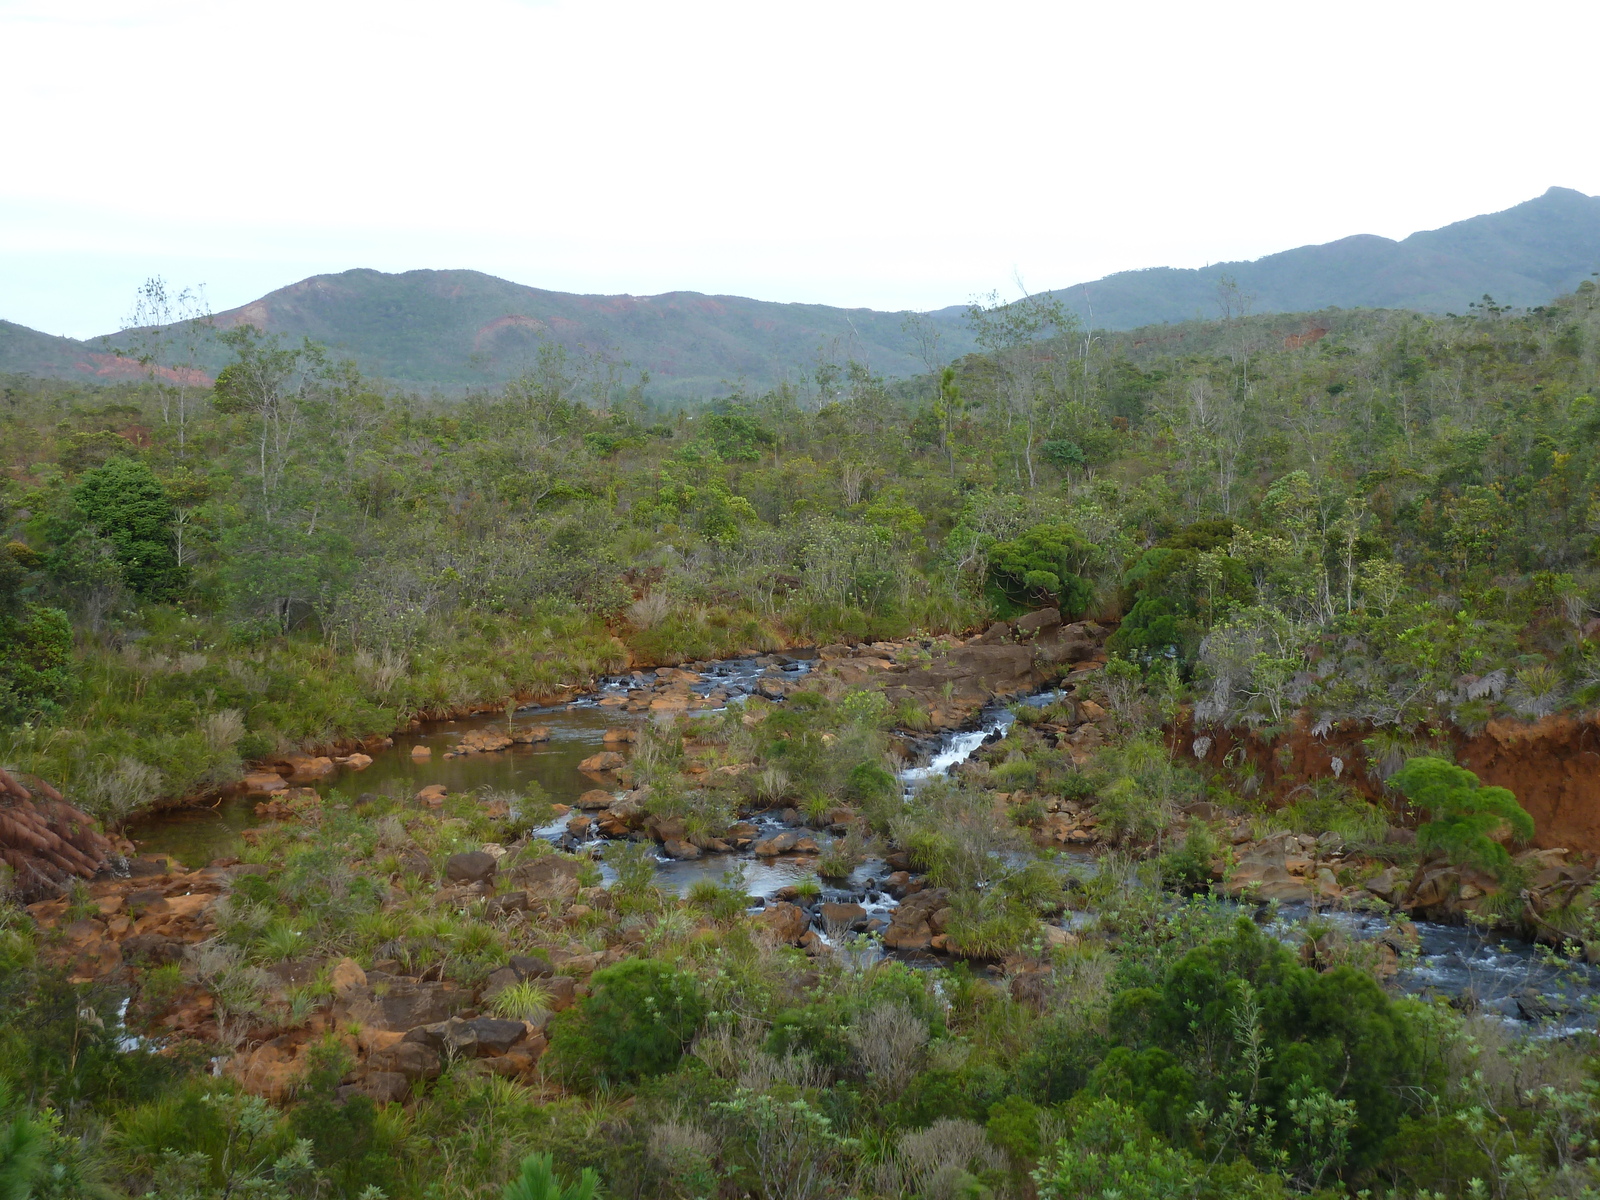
[548,959,707,1085]
[1391,756,1534,876]
[1157,824,1220,895]
[0,605,75,727]
[985,522,1100,619]
[502,1152,601,1200]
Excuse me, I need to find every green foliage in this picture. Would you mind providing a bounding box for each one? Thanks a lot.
[0,605,74,727]
[501,1152,600,1200]
[984,522,1099,618]
[1392,755,1535,875]
[548,959,707,1084]
[70,457,185,598]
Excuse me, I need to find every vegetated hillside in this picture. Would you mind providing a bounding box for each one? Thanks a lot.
[0,269,977,399]
[925,185,1600,330]
[6,280,1600,1198]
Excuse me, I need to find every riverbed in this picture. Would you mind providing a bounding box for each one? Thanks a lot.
[125,659,1600,1032]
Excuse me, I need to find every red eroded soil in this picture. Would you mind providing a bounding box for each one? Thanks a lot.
[1178,710,1600,856]
[72,354,212,386]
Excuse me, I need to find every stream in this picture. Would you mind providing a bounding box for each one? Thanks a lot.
[127,660,1599,1034]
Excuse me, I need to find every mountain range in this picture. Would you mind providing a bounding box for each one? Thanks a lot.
[4,187,1597,397]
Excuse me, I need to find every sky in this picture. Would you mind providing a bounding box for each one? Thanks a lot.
[3,0,1598,338]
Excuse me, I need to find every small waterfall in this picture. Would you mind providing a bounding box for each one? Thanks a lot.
[899,709,1014,785]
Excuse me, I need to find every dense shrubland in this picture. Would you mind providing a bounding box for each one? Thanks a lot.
[3,285,1600,1197]
[5,287,1600,816]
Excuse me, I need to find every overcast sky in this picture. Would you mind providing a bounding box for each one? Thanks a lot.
[3,0,1596,338]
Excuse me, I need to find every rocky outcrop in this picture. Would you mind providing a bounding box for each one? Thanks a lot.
[0,769,115,898]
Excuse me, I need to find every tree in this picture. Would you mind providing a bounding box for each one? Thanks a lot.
[213,328,328,522]
[71,457,184,598]
[965,292,1079,488]
[1391,756,1534,875]
[984,522,1100,618]
[547,959,707,1083]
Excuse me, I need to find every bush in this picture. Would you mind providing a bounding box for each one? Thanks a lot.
[1391,756,1534,876]
[985,522,1100,619]
[548,959,707,1084]
[0,605,75,726]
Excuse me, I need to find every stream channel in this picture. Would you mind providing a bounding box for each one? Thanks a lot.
[128,654,1600,1036]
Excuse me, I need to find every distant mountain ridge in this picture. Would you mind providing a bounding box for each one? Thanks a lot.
[1009,187,1600,329]
[3,187,1597,396]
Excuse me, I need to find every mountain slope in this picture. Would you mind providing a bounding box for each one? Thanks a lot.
[1013,187,1600,328]
[4,188,1599,393]
[160,271,976,398]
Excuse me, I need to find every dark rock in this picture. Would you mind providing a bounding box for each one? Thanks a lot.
[344,980,466,1031]
[1012,608,1062,636]
[509,954,554,979]
[465,1018,526,1056]
[340,1071,411,1104]
[368,1040,442,1081]
[819,902,866,927]
[501,854,581,900]
[404,1017,479,1057]
[444,851,497,884]
[122,933,184,965]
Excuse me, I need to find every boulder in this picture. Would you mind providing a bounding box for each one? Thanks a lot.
[578,751,625,772]
[367,1039,442,1081]
[1012,607,1062,636]
[242,771,288,794]
[343,980,466,1032]
[501,854,582,901]
[464,1017,526,1056]
[662,839,702,860]
[751,831,799,857]
[759,901,811,943]
[512,725,553,744]
[576,789,616,811]
[403,1017,479,1058]
[819,902,867,928]
[445,851,497,884]
[330,957,367,998]
[415,784,448,806]
[342,1071,410,1104]
[410,745,433,759]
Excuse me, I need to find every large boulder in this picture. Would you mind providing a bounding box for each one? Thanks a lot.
[501,853,583,901]
[445,851,497,884]
[759,901,811,944]
[367,1039,442,1081]
[343,979,467,1032]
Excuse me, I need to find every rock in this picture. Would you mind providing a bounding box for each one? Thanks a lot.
[544,975,577,1011]
[1078,699,1108,722]
[278,754,336,780]
[576,789,615,810]
[341,753,374,770]
[410,745,433,758]
[819,902,867,928]
[415,784,447,806]
[791,837,821,855]
[226,1040,305,1103]
[464,1017,525,1056]
[330,957,367,998]
[662,839,702,860]
[752,831,799,857]
[509,953,554,979]
[242,771,288,794]
[578,750,625,772]
[512,725,553,744]
[404,1017,480,1058]
[342,1071,410,1104]
[444,851,497,884]
[343,980,466,1032]
[1040,924,1078,950]
[758,901,810,943]
[818,644,851,660]
[121,933,183,965]
[367,1040,442,1081]
[1012,607,1062,636]
[501,854,582,901]
[601,729,636,744]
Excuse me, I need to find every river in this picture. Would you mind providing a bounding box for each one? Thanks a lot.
[126,659,1599,1033]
